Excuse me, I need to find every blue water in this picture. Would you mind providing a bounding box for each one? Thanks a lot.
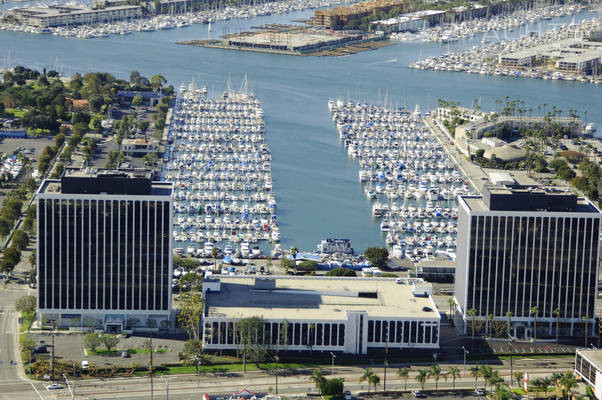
[1,9,600,251]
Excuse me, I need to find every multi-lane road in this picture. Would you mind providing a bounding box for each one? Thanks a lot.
[0,287,50,400]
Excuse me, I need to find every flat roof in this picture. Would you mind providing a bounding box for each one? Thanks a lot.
[578,349,602,368]
[38,179,173,196]
[15,4,140,17]
[461,192,598,213]
[206,276,440,320]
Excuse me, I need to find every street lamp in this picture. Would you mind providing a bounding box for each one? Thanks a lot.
[330,352,336,376]
[462,346,469,374]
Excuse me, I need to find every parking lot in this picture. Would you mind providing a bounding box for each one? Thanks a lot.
[361,390,487,400]
[28,332,185,367]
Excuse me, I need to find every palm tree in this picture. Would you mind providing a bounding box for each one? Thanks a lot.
[428,364,443,390]
[493,385,514,400]
[583,316,591,347]
[553,308,561,344]
[468,308,478,340]
[551,372,564,397]
[487,314,494,338]
[310,369,326,392]
[470,365,481,389]
[479,365,493,392]
[397,367,410,391]
[530,306,538,340]
[560,372,577,400]
[505,312,513,339]
[359,368,375,392]
[369,374,381,392]
[447,366,461,390]
[415,369,428,390]
[513,372,524,388]
[290,246,299,260]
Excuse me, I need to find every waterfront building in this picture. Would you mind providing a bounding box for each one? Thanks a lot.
[454,185,601,339]
[36,169,174,332]
[498,38,602,75]
[122,137,160,156]
[13,4,142,28]
[316,238,354,255]
[202,276,440,354]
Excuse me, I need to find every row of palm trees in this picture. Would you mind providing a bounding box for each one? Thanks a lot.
[353,365,577,399]
[465,306,591,345]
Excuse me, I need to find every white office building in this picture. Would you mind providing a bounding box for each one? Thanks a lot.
[202,276,440,354]
[36,169,174,332]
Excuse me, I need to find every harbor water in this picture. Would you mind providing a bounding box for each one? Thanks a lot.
[1,9,600,251]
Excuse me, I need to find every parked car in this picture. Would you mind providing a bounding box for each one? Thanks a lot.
[344,391,352,400]
[412,390,426,398]
[121,352,131,358]
[81,360,89,370]
[46,383,64,390]
[475,388,486,396]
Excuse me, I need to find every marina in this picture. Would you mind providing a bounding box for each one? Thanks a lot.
[328,99,477,262]
[390,3,588,43]
[162,81,279,259]
[1,7,600,251]
[0,0,356,38]
[410,17,602,83]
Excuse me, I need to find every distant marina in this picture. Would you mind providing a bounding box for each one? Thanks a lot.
[162,81,279,259]
[328,99,475,262]
[411,17,602,83]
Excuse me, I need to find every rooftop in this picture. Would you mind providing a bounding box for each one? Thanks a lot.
[460,185,599,213]
[206,276,440,320]
[578,349,602,368]
[38,168,172,197]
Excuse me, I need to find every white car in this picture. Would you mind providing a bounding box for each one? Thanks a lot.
[46,383,63,390]
[474,388,486,396]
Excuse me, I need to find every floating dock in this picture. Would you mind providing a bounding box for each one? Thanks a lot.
[177,25,392,56]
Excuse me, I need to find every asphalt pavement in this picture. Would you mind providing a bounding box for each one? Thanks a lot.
[0,287,47,400]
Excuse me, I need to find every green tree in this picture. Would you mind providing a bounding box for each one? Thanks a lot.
[2,247,21,273]
[84,333,102,352]
[505,311,513,339]
[553,308,561,344]
[428,364,443,390]
[468,308,478,340]
[447,366,461,390]
[177,292,204,340]
[530,306,538,340]
[281,257,296,274]
[15,295,36,314]
[11,229,29,251]
[583,316,590,347]
[359,368,375,391]
[470,365,481,389]
[364,247,389,269]
[479,365,493,392]
[369,374,381,391]
[101,334,120,351]
[310,369,326,392]
[0,217,10,238]
[150,75,167,91]
[181,339,205,374]
[397,367,410,390]
[238,316,266,372]
[415,369,428,390]
[325,267,356,276]
[513,371,524,388]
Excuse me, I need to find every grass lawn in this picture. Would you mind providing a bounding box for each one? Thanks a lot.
[90,349,118,356]
[27,128,51,135]
[5,108,25,118]
[127,347,169,354]
[133,360,326,376]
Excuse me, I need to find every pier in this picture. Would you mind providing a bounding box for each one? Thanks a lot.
[177,25,391,56]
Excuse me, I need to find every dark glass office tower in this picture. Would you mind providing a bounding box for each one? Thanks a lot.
[455,185,601,339]
[37,169,173,332]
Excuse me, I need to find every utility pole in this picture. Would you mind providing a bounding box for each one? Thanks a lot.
[166,380,169,400]
[50,329,55,381]
[149,332,154,400]
[330,352,336,376]
[462,346,468,374]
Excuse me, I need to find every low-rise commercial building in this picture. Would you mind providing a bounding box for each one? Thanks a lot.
[575,349,602,399]
[13,4,142,28]
[202,276,441,354]
[122,137,160,156]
